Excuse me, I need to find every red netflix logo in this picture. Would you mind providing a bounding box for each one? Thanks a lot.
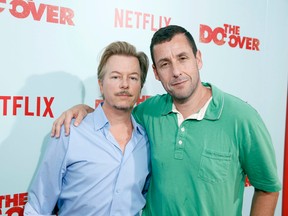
[0,0,74,25]
[199,24,260,51]
[114,8,171,31]
[0,96,54,118]
[0,192,27,216]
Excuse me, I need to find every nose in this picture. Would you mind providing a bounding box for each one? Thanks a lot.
[171,62,182,77]
[120,78,129,89]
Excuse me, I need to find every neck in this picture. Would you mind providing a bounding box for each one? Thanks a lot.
[102,103,133,153]
[102,103,132,126]
[173,84,212,119]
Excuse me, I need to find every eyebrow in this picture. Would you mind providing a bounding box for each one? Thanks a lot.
[156,57,170,66]
[156,52,188,65]
[176,51,189,58]
[110,71,140,76]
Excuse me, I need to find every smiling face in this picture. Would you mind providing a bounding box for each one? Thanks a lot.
[152,34,203,103]
[99,55,142,112]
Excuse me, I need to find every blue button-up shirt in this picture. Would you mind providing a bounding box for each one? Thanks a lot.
[24,104,151,216]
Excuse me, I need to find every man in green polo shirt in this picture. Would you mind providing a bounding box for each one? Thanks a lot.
[51,25,281,215]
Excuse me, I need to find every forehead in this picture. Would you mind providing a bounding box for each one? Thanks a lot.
[105,55,141,74]
[153,34,192,60]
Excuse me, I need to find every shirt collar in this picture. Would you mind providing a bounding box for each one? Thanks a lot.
[93,102,145,135]
[160,82,224,120]
[203,82,224,120]
[172,97,212,126]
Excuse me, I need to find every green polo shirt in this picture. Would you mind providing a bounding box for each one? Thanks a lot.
[133,82,281,216]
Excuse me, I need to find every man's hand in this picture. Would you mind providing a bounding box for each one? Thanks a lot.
[51,104,94,138]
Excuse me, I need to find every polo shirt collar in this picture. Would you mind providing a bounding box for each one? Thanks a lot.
[161,95,174,115]
[160,82,224,120]
[203,82,224,120]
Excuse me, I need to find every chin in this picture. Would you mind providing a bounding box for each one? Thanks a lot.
[171,93,191,103]
[113,105,133,112]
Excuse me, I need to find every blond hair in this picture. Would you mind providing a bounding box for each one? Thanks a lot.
[97,41,149,88]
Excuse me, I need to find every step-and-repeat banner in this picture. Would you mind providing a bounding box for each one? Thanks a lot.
[0,0,287,215]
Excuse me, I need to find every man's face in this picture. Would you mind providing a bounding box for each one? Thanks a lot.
[99,55,142,112]
[152,34,203,103]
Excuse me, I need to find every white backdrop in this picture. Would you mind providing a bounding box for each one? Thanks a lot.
[0,0,287,215]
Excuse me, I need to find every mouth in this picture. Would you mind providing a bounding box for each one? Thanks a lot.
[115,91,133,97]
[170,78,188,86]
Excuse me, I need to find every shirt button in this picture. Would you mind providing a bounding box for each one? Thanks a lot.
[178,140,183,145]
[116,189,120,194]
[181,127,185,132]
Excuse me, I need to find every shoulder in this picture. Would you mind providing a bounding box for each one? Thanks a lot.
[134,94,171,113]
[210,83,261,119]
[223,91,261,119]
[69,112,95,134]
[216,90,268,135]
[132,94,171,124]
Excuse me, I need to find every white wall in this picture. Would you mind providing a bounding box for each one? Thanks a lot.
[0,0,287,215]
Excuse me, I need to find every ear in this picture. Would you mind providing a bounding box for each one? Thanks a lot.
[196,50,203,70]
[152,64,160,81]
[98,79,103,94]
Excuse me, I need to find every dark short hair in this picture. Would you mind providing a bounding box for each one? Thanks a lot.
[150,25,198,66]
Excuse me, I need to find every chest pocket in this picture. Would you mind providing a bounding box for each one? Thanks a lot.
[198,148,232,183]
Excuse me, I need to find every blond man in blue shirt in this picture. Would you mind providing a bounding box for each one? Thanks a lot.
[24,41,151,216]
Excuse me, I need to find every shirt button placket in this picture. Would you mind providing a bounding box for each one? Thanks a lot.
[174,125,185,159]
[111,165,123,215]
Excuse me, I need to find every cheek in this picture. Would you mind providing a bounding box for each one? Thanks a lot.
[131,83,142,93]
[157,74,169,85]
[101,82,115,95]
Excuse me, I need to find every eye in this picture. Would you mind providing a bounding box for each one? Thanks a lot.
[159,62,169,68]
[111,76,119,79]
[130,76,139,81]
[179,55,188,61]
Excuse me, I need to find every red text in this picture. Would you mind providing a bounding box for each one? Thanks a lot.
[0,96,54,118]
[0,0,5,13]
[0,192,27,216]
[114,8,171,31]
[199,24,260,51]
[0,0,74,25]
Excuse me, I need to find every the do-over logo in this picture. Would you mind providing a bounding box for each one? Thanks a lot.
[0,0,74,25]
[199,24,260,51]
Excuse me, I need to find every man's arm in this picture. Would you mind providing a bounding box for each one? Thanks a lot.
[25,134,70,215]
[250,189,279,216]
[24,202,49,216]
[51,104,94,137]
